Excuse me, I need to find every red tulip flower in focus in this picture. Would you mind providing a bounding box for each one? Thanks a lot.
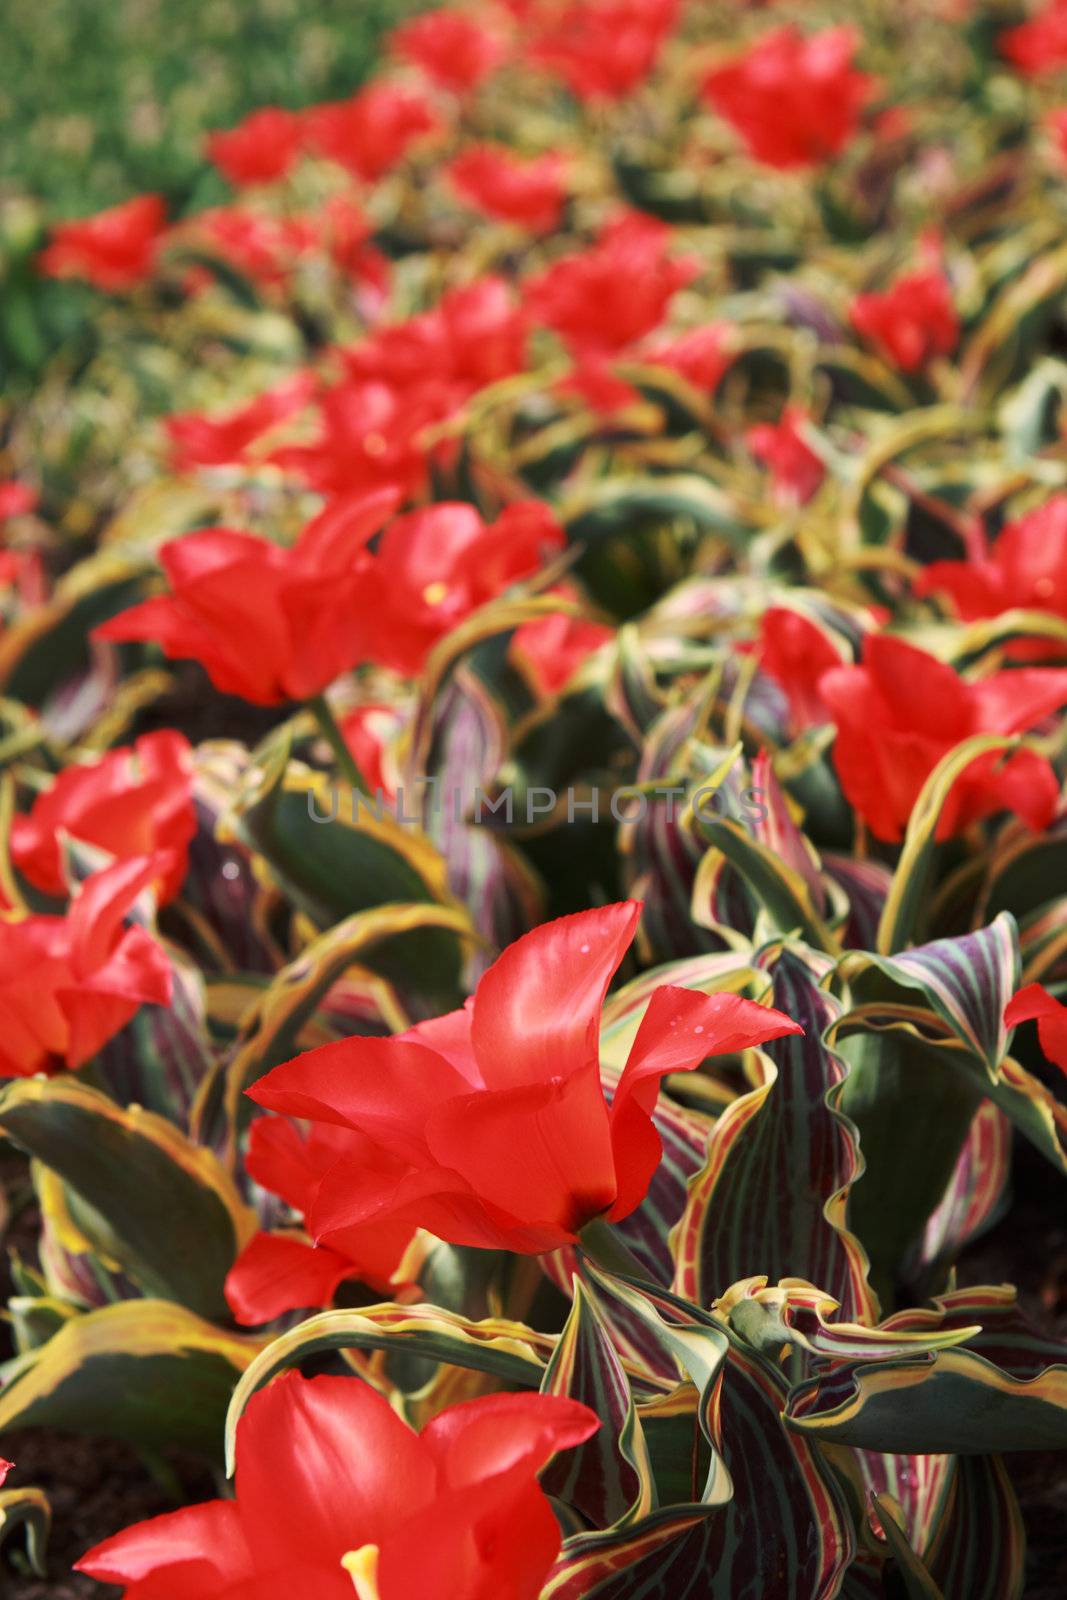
[913,494,1067,656]
[249,901,801,1256]
[527,0,681,102]
[819,635,1067,842]
[447,145,566,232]
[38,195,167,292]
[391,9,509,94]
[10,730,195,904]
[850,265,958,372]
[165,372,316,474]
[364,500,566,676]
[0,854,173,1078]
[747,407,827,506]
[1001,0,1067,75]
[226,1117,417,1325]
[702,27,874,170]
[77,1371,599,1599]
[95,488,400,704]
[205,106,305,186]
[1005,983,1067,1074]
[305,84,440,184]
[525,213,699,359]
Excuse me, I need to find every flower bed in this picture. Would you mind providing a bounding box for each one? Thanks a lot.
[2,1,1067,1595]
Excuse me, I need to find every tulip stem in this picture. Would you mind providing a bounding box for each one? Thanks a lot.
[307,694,368,796]
[577,1220,657,1285]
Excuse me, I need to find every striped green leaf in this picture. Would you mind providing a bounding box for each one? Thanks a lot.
[672,946,875,1322]
[540,1278,655,1530]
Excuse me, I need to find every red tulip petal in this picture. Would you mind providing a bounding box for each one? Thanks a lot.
[422,1392,599,1487]
[235,1372,434,1570]
[607,985,801,1221]
[425,1071,617,1240]
[250,1036,471,1160]
[1005,981,1067,1074]
[76,1500,250,1588]
[469,900,640,1090]
[224,1232,368,1326]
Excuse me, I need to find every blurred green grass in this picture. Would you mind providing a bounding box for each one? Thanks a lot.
[0,0,410,216]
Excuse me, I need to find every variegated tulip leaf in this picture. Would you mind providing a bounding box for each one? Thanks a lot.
[223,725,470,1011]
[0,1300,260,1458]
[540,1279,655,1530]
[844,913,1019,1079]
[224,1302,561,1470]
[876,735,1020,956]
[718,1279,977,1365]
[0,1077,255,1321]
[835,1029,986,1309]
[547,1273,854,1599]
[786,1323,1067,1454]
[672,946,874,1322]
[0,1485,51,1580]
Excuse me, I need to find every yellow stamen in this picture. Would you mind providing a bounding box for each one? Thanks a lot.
[342,1544,382,1600]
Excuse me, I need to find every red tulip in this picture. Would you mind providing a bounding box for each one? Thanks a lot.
[281,279,528,499]
[271,378,441,500]
[913,494,1067,656]
[850,267,958,371]
[1005,983,1067,1074]
[819,635,1067,842]
[11,730,195,904]
[391,9,508,94]
[38,196,167,292]
[205,106,305,186]
[226,1118,416,1325]
[305,84,440,184]
[342,276,529,402]
[525,213,698,358]
[364,500,566,676]
[759,606,846,732]
[746,407,826,506]
[527,0,680,101]
[341,703,406,799]
[0,481,38,521]
[181,206,317,292]
[511,610,614,696]
[77,1371,598,1599]
[703,26,874,169]
[165,372,316,473]
[95,488,400,704]
[249,901,801,1255]
[1001,0,1067,75]
[640,324,735,392]
[0,855,173,1078]
[446,145,566,231]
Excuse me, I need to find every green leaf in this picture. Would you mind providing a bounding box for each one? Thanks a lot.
[0,1077,254,1321]
[224,1302,558,1472]
[672,947,875,1322]
[876,736,1019,955]
[0,1300,260,1457]
[540,1279,655,1529]
[0,1485,51,1578]
[223,727,469,1010]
